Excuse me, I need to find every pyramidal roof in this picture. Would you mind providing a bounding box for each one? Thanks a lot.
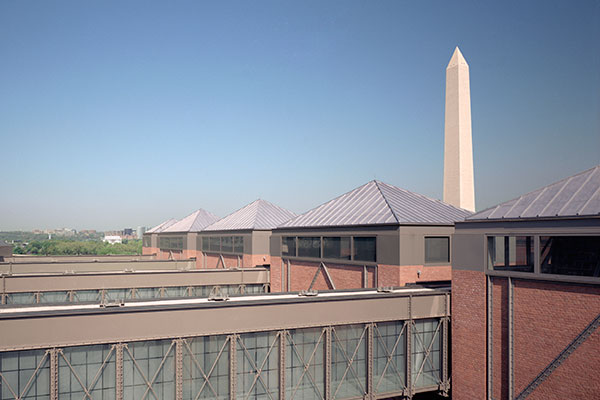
[468,165,600,221]
[204,199,297,231]
[279,180,472,228]
[146,218,178,233]
[163,209,219,232]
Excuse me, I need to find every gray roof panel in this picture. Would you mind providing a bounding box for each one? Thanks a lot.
[163,209,219,233]
[204,199,297,231]
[279,180,472,228]
[146,218,178,233]
[468,165,600,221]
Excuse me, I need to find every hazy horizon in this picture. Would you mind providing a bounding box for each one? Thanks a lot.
[1,1,599,231]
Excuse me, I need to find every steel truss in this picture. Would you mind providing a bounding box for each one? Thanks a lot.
[0,283,267,305]
[0,319,449,400]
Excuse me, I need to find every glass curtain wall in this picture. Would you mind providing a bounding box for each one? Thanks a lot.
[0,319,444,400]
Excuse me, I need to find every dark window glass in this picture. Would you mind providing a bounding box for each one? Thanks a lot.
[143,236,151,247]
[354,237,376,262]
[425,237,450,263]
[323,237,351,260]
[158,236,184,250]
[282,237,296,257]
[233,236,244,253]
[202,237,209,251]
[222,237,233,252]
[540,236,600,277]
[209,237,220,252]
[487,236,533,272]
[298,237,321,258]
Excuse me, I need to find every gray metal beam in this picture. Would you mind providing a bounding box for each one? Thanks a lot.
[116,343,124,400]
[50,348,58,400]
[487,275,493,399]
[508,277,514,400]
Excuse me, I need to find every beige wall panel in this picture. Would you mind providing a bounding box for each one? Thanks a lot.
[0,292,448,351]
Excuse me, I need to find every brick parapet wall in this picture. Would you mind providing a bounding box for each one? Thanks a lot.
[451,269,487,399]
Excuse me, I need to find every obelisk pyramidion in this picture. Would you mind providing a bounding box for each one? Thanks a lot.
[443,47,475,212]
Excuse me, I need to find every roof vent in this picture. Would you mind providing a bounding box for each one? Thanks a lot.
[100,300,125,308]
[377,286,394,293]
[208,293,229,301]
[299,290,318,297]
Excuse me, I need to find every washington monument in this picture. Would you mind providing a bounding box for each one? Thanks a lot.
[443,47,475,212]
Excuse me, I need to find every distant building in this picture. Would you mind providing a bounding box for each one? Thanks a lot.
[136,226,146,239]
[0,241,11,262]
[200,199,296,269]
[103,235,122,244]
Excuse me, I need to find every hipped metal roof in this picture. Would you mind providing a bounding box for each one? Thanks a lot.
[146,218,178,233]
[204,199,297,231]
[162,209,219,233]
[468,165,600,221]
[279,180,472,228]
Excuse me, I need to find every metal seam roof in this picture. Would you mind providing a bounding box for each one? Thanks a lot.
[467,165,600,221]
[146,218,178,233]
[204,199,297,231]
[162,209,219,233]
[279,180,472,228]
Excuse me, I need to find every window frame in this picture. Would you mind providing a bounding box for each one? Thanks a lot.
[281,235,377,265]
[424,236,451,265]
[484,233,600,284]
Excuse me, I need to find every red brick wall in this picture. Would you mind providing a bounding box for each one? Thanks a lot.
[283,260,374,292]
[201,253,240,269]
[378,264,399,287]
[270,256,283,292]
[243,254,269,267]
[452,269,487,399]
[399,265,452,286]
[513,280,600,398]
[157,249,184,260]
[142,246,158,256]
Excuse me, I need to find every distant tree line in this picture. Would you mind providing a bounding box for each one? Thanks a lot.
[1,231,103,243]
[12,239,142,256]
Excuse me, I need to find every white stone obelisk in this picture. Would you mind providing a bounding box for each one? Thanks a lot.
[443,47,475,212]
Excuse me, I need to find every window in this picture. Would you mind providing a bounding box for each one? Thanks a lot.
[425,237,450,263]
[540,236,600,277]
[222,237,233,252]
[323,237,351,260]
[487,236,533,272]
[209,237,221,252]
[282,237,296,257]
[158,236,184,250]
[354,237,376,262]
[283,235,377,262]
[298,237,321,258]
[143,236,152,247]
[201,237,209,251]
[233,236,244,253]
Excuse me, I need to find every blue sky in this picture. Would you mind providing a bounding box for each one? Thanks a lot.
[1,1,598,231]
